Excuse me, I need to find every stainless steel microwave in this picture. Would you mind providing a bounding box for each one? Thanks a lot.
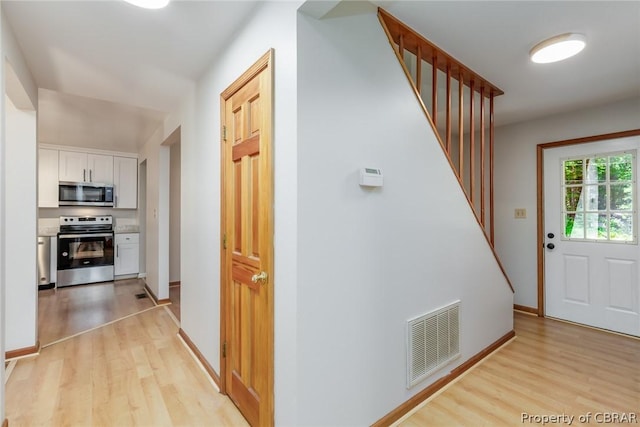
[59,181,114,207]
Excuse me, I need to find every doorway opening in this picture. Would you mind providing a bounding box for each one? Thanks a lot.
[167,128,181,321]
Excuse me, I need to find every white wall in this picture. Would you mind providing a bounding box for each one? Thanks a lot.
[163,1,301,424]
[38,207,138,221]
[2,12,38,358]
[138,125,170,300]
[0,7,5,422]
[296,4,513,425]
[4,95,37,352]
[495,97,640,309]
[2,15,37,110]
[2,10,39,420]
[138,159,147,276]
[169,140,180,283]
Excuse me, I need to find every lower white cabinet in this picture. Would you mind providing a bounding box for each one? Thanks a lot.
[115,233,139,276]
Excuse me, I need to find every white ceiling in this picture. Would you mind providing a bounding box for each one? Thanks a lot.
[3,1,639,152]
[383,1,640,125]
[2,0,261,151]
[37,88,167,152]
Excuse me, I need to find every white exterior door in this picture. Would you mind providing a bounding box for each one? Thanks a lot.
[544,136,640,337]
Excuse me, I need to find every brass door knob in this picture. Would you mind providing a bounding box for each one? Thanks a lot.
[251,271,268,284]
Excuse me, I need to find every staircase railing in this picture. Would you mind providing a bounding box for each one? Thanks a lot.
[378,8,504,245]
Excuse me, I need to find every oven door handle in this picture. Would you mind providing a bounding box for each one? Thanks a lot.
[58,233,114,239]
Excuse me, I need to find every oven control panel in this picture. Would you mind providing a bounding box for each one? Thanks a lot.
[60,215,113,226]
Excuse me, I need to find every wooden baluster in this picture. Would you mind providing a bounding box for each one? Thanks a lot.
[398,34,405,61]
[489,93,495,245]
[416,46,422,96]
[469,80,475,207]
[446,64,452,155]
[480,86,486,227]
[432,53,438,126]
[458,73,464,183]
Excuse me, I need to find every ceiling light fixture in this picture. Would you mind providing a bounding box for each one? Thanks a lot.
[123,0,170,9]
[530,33,586,64]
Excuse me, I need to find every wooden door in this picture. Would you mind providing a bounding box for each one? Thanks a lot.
[544,136,640,337]
[220,50,274,426]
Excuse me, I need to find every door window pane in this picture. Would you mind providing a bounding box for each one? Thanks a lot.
[585,213,608,240]
[583,185,606,211]
[585,157,607,183]
[609,154,633,182]
[565,187,583,212]
[565,213,583,239]
[610,183,633,210]
[610,213,633,241]
[562,151,636,243]
[564,159,583,184]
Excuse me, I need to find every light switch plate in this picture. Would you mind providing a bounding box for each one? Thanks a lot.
[514,208,527,219]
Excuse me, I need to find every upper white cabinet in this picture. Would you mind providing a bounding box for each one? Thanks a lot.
[87,154,114,183]
[113,156,138,209]
[40,146,138,209]
[58,151,86,182]
[59,151,113,184]
[38,148,59,208]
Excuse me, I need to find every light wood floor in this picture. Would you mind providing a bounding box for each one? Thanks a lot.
[168,283,181,321]
[7,307,638,426]
[398,312,640,426]
[6,306,248,427]
[38,279,154,346]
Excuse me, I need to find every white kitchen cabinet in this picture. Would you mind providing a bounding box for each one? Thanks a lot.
[38,148,59,207]
[58,150,86,182]
[87,154,114,183]
[113,156,138,209]
[115,233,139,276]
[59,151,113,184]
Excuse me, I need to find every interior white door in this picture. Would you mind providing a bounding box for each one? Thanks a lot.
[544,136,640,337]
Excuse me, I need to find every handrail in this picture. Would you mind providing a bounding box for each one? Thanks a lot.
[378,10,503,97]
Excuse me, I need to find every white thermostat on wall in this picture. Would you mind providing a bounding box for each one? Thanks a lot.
[359,168,383,187]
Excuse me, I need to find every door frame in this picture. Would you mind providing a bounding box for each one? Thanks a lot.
[218,49,275,420]
[536,129,640,317]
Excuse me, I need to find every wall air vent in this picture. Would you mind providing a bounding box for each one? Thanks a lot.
[407,300,460,388]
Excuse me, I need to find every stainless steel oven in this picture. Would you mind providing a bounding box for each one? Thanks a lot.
[57,215,114,287]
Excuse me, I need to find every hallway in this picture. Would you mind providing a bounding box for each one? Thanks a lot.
[6,306,247,426]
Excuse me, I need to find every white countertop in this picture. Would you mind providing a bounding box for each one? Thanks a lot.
[114,225,139,233]
[38,227,59,237]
